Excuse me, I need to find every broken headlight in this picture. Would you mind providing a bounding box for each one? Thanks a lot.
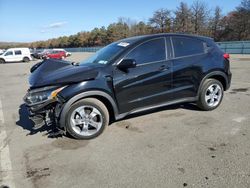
[24,86,66,105]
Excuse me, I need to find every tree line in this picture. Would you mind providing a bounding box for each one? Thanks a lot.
[2,0,250,49]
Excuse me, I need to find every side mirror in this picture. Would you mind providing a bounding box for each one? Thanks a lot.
[117,59,136,71]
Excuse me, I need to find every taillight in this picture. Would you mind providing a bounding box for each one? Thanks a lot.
[223,53,230,59]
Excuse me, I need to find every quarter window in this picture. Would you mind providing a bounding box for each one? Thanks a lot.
[172,37,204,58]
[126,38,166,65]
[14,50,22,55]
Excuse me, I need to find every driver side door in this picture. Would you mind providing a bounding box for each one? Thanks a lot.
[4,50,15,62]
[113,37,173,114]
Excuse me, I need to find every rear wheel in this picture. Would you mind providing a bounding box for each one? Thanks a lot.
[65,98,109,139]
[197,79,224,111]
[23,57,30,62]
[0,58,5,64]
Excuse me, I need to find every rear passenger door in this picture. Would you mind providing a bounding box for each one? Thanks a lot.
[113,37,173,113]
[171,36,207,99]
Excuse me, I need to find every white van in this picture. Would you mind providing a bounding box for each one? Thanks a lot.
[0,48,32,63]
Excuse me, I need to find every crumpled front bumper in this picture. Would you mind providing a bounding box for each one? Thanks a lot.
[23,96,58,129]
[26,99,57,113]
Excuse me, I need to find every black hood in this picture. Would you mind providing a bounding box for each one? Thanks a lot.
[29,59,103,88]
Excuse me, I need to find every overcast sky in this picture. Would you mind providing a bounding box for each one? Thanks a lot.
[0,0,242,42]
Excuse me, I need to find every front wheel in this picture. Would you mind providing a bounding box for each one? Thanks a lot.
[65,98,109,139]
[197,79,224,111]
[0,58,5,64]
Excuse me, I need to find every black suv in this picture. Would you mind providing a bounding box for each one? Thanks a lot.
[24,33,231,139]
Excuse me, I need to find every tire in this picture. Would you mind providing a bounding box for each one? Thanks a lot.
[197,79,224,111]
[0,58,5,64]
[65,98,109,140]
[23,57,30,62]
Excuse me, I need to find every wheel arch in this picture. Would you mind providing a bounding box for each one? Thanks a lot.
[23,56,30,61]
[59,90,119,128]
[198,71,229,95]
[0,58,5,63]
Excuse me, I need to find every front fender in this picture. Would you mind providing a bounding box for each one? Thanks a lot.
[58,90,119,128]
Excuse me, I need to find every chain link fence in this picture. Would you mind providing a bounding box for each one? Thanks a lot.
[65,47,103,53]
[216,41,250,54]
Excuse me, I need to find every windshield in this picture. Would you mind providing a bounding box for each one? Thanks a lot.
[80,42,128,65]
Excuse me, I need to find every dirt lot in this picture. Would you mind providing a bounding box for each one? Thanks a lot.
[0,53,250,188]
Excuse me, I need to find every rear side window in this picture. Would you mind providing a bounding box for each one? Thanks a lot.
[126,38,166,65]
[172,37,204,58]
[14,50,22,55]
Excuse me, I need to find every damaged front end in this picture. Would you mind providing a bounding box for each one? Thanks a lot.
[23,85,66,131]
[23,58,102,136]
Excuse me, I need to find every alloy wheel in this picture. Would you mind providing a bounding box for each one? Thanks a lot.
[70,105,103,136]
[205,84,222,107]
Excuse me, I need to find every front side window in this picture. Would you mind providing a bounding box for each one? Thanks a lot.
[5,51,13,56]
[14,50,22,55]
[125,38,166,65]
[172,37,204,58]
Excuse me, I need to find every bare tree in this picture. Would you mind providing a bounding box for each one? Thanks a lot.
[149,8,172,32]
[240,0,250,10]
[220,0,250,41]
[235,0,250,40]
[173,2,193,33]
[209,6,223,40]
[191,1,210,34]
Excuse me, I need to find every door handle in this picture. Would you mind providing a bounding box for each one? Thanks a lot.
[159,65,169,71]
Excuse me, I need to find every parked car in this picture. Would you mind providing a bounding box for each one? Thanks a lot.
[53,48,71,57]
[43,50,66,59]
[30,49,39,59]
[24,33,231,139]
[0,49,5,55]
[32,49,51,59]
[0,48,32,63]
